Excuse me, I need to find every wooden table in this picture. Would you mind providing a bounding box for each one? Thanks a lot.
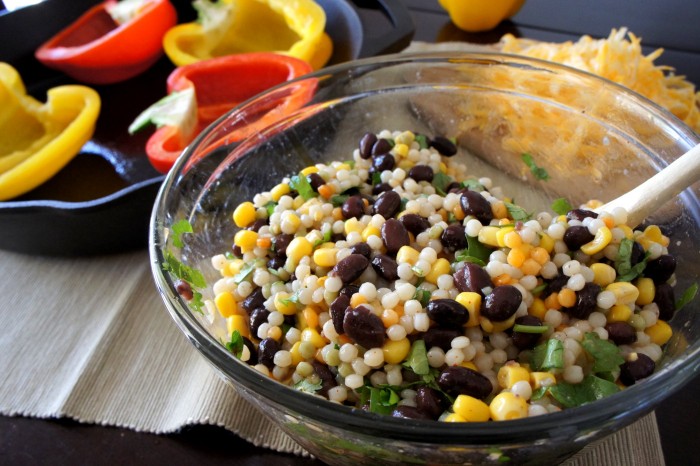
[1,1,698,465]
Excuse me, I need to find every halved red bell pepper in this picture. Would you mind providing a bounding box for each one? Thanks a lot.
[129,52,314,173]
[35,0,177,84]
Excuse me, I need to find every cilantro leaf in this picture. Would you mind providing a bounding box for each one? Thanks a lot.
[224,330,244,358]
[294,379,323,394]
[265,201,277,217]
[413,289,432,308]
[580,332,624,373]
[505,202,532,221]
[330,194,349,207]
[289,173,315,200]
[615,238,649,281]
[369,386,400,415]
[233,259,259,284]
[404,340,430,375]
[171,219,194,248]
[313,228,333,248]
[371,172,383,185]
[531,283,547,296]
[415,134,429,149]
[547,375,620,408]
[456,235,493,266]
[512,324,548,334]
[431,172,453,196]
[676,283,698,310]
[522,153,550,181]
[531,339,564,371]
[461,179,484,191]
[163,251,206,288]
[551,197,573,216]
[280,291,301,307]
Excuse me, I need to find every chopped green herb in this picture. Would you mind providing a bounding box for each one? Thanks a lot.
[224,330,244,358]
[454,250,486,267]
[265,201,277,217]
[415,134,429,149]
[358,385,401,415]
[580,332,624,373]
[232,259,260,284]
[615,238,649,281]
[551,197,573,216]
[403,340,430,375]
[522,153,550,181]
[513,324,548,334]
[280,291,301,307]
[330,194,349,207]
[531,338,564,371]
[371,172,383,185]
[459,234,494,265]
[294,378,323,394]
[413,289,432,308]
[505,202,532,221]
[344,159,356,169]
[546,375,620,408]
[163,251,206,289]
[411,265,426,277]
[431,172,453,196]
[676,283,698,310]
[461,179,484,191]
[531,283,547,296]
[289,173,315,200]
[313,228,333,248]
[171,219,194,248]
[399,197,408,211]
[224,251,235,260]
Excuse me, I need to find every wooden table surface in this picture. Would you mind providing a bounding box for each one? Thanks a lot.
[1,1,698,465]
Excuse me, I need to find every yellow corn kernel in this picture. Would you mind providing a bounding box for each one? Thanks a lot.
[607,304,633,323]
[438,162,448,173]
[286,237,313,262]
[480,313,516,333]
[529,298,547,320]
[274,291,299,315]
[344,217,363,236]
[635,277,656,306]
[544,292,562,310]
[455,291,481,327]
[234,229,258,252]
[453,395,491,422]
[558,288,577,308]
[507,247,527,268]
[227,258,245,276]
[289,341,305,365]
[270,182,290,201]
[496,226,515,247]
[362,225,381,242]
[493,274,512,286]
[504,230,523,249]
[300,166,318,176]
[215,291,238,318]
[497,363,530,389]
[394,130,415,145]
[301,328,327,348]
[460,361,478,371]
[232,201,256,228]
[590,263,617,287]
[313,247,338,268]
[606,282,640,305]
[490,392,528,421]
[226,315,250,339]
[382,338,411,364]
[492,201,507,220]
[520,258,542,276]
[618,224,634,239]
[267,325,282,341]
[396,245,420,265]
[397,159,414,171]
[302,307,319,329]
[292,196,305,209]
[350,293,368,308]
[530,247,550,265]
[318,184,334,199]
[393,143,409,158]
[443,413,467,423]
[645,320,672,345]
[643,225,666,244]
[477,226,500,248]
[530,372,557,389]
[580,226,612,255]
[425,258,451,284]
[381,309,400,327]
[539,234,555,253]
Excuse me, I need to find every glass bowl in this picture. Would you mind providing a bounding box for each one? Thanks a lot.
[150,53,700,465]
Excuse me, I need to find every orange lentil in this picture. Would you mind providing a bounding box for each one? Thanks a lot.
[317,184,334,199]
[558,288,577,308]
[256,237,272,249]
[544,292,562,310]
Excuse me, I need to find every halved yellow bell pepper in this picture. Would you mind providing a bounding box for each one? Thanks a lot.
[163,0,331,70]
[0,63,100,201]
[438,0,525,32]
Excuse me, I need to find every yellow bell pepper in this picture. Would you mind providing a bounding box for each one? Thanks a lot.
[438,0,525,32]
[163,0,332,70]
[0,63,100,201]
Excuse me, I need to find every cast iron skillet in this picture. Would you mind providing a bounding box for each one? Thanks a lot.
[0,0,414,256]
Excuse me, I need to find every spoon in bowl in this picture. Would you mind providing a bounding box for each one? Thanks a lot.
[595,144,700,227]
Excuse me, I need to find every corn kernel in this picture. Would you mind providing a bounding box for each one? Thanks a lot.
[496,226,515,248]
[645,320,673,345]
[350,294,368,308]
[381,309,400,327]
[618,224,634,239]
[292,196,305,209]
[480,314,516,333]
[455,292,481,327]
[302,307,319,329]
[286,237,313,262]
[558,288,577,308]
[362,225,381,242]
[539,234,555,253]
[461,361,478,371]
[301,328,327,348]
[396,245,420,265]
[643,225,665,243]
[490,392,528,421]
[453,395,491,422]
[234,229,258,252]
[270,183,290,201]
[497,363,530,389]
[581,226,612,255]
[232,202,256,228]
[530,247,550,265]
[397,159,414,171]
[228,258,244,276]
[544,292,562,310]
[425,258,451,284]
[493,274,512,286]
[382,338,411,364]
[606,282,640,305]
[529,298,547,320]
[478,226,500,247]
[607,304,633,323]
[443,413,467,423]
[317,184,334,199]
[226,315,250,339]
[393,143,409,158]
[590,263,616,287]
[289,341,305,365]
[300,166,318,176]
[492,201,507,220]
[256,236,272,249]
[635,277,656,306]
[520,258,542,276]
[507,248,527,268]
[313,248,338,268]
[530,372,556,389]
[452,205,466,221]
[275,292,299,315]
[344,218,363,236]
[215,291,238,318]
[267,325,282,340]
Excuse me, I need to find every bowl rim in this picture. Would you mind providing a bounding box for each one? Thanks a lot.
[150,51,700,444]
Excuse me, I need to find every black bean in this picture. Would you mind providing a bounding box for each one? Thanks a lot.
[544,274,569,295]
[372,138,392,156]
[249,307,271,337]
[441,223,468,250]
[566,209,598,222]
[453,262,493,296]
[343,305,386,349]
[460,190,493,223]
[372,182,392,195]
[415,386,445,420]
[483,285,522,322]
[563,226,594,251]
[372,190,401,218]
[430,136,457,156]
[267,255,285,270]
[630,241,645,266]
[371,254,399,281]
[381,218,409,254]
[257,337,280,369]
[331,254,369,284]
[654,282,676,321]
[306,172,325,191]
[438,366,493,399]
[408,165,434,182]
[312,360,337,397]
[423,328,461,352]
[644,254,676,284]
[511,315,543,350]
[371,153,395,173]
[391,406,433,420]
[619,353,655,386]
[242,287,265,313]
[447,182,463,194]
[566,282,601,319]
[339,284,360,299]
[247,218,267,232]
[273,234,294,257]
[359,132,377,159]
[426,299,470,327]
[605,322,637,345]
[330,294,350,334]
[341,195,366,220]
[399,213,430,236]
[175,279,194,301]
[348,242,372,259]
[242,337,258,365]
[231,245,243,258]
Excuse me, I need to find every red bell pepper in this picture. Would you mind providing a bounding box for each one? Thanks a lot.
[129,52,315,173]
[35,0,177,84]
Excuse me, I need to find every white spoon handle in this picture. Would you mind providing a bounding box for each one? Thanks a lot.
[597,144,700,227]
